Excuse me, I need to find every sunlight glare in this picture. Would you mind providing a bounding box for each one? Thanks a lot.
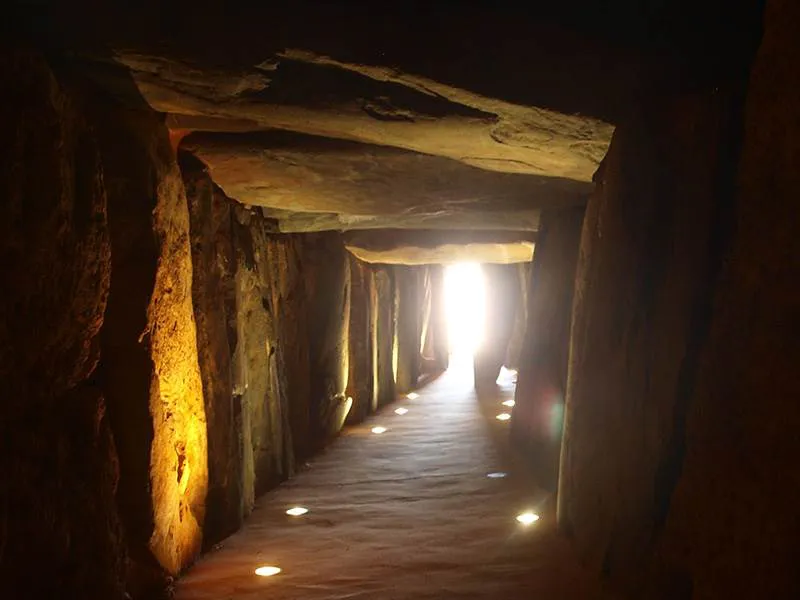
[444,263,486,355]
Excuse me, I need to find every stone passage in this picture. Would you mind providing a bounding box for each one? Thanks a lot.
[175,365,616,599]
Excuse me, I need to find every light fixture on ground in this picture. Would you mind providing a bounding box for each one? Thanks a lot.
[394,407,409,415]
[516,512,540,526]
[406,392,419,400]
[286,506,309,517]
[496,413,511,421]
[371,426,387,434]
[255,566,282,577]
[502,399,515,407]
[487,472,507,479]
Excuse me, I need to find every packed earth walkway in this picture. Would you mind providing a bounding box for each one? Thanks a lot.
[175,361,616,600]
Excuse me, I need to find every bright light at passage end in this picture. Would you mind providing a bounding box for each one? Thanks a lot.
[255,566,282,577]
[371,426,387,434]
[286,506,308,516]
[496,413,511,421]
[444,263,485,353]
[394,407,409,415]
[516,512,540,526]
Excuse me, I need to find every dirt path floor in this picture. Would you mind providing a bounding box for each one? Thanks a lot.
[175,359,616,599]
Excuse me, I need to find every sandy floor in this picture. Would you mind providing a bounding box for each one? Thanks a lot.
[175,360,615,599]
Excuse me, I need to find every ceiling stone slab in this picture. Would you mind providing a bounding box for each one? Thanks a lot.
[260,208,542,233]
[347,243,534,265]
[115,50,613,180]
[183,130,588,231]
[343,229,535,265]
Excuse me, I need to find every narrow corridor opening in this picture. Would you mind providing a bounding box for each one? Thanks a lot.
[443,263,486,372]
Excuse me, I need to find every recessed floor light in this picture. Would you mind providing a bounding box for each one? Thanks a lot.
[286,506,308,517]
[487,472,507,479]
[496,413,511,421]
[371,426,387,434]
[394,407,409,415]
[406,392,419,400]
[516,512,540,526]
[502,399,516,407]
[255,566,281,577]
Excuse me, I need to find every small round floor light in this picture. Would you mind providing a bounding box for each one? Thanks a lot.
[516,512,540,526]
[502,399,516,407]
[255,566,282,577]
[487,472,507,479]
[496,413,511,421]
[371,426,387,434]
[406,392,419,400]
[286,506,308,517]
[394,407,409,415]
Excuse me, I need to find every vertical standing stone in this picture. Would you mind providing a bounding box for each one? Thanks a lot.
[511,207,584,491]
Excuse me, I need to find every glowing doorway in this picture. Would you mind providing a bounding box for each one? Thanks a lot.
[444,263,486,361]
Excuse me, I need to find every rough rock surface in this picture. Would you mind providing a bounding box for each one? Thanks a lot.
[510,208,584,492]
[346,256,378,424]
[373,267,398,407]
[655,1,800,596]
[119,50,612,179]
[183,154,243,545]
[182,131,576,233]
[344,229,535,265]
[557,68,755,591]
[96,100,208,580]
[0,50,121,600]
[394,267,424,393]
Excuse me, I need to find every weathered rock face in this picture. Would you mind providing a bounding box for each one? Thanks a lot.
[374,267,398,407]
[182,156,364,532]
[303,232,352,446]
[346,257,378,424]
[0,50,121,600]
[394,266,425,393]
[654,1,800,596]
[95,96,208,581]
[511,207,584,491]
[557,42,760,593]
[182,155,243,543]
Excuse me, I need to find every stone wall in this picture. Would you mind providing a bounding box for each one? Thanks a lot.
[0,51,122,600]
[394,266,423,393]
[511,207,584,491]
[95,88,207,587]
[654,1,800,597]
[556,16,772,594]
[346,256,378,424]
[374,266,398,407]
